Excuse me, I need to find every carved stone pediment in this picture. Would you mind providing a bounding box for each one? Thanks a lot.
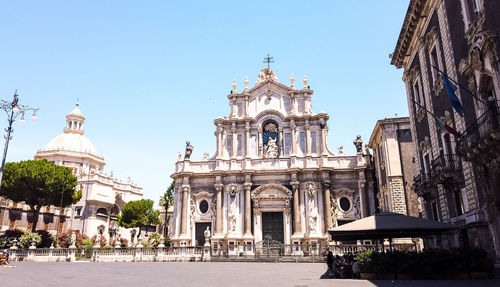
[251,184,292,200]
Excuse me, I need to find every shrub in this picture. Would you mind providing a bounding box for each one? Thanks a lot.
[120,238,128,248]
[354,248,493,275]
[1,229,24,240]
[355,250,376,273]
[147,232,161,247]
[0,237,15,248]
[58,229,87,248]
[18,231,42,248]
[35,230,54,248]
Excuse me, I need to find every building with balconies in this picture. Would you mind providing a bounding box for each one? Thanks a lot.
[391,0,500,264]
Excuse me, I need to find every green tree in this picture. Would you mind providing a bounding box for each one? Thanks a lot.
[159,181,175,238]
[0,159,81,232]
[117,199,160,239]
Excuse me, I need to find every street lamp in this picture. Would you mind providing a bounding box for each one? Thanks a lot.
[0,90,39,188]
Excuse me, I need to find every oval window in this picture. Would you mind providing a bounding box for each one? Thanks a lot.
[199,200,209,214]
[339,197,351,212]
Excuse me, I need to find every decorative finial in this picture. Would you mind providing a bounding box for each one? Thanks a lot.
[244,76,249,90]
[303,75,308,89]
[76,98,79,107]
[232,79,237,93]
[290,73,295,89]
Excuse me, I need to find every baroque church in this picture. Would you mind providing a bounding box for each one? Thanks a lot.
[33,104,143,244]
[170,68,376,254]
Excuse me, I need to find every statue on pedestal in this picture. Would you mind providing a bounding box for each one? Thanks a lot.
[184,141,194,160]
[70,231,76,247]
[204,227,211,243]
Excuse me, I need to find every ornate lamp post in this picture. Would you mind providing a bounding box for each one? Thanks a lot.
[0,90,39,187]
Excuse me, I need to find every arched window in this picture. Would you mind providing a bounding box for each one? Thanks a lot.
[262,121,280,158]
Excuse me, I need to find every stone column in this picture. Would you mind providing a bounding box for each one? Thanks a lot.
[222,132,227,158]
[321,124,327,155]
[231,124,237,159]
[278,127,284,157]
[291,181,301,235]
[358,175,367,218]
[181,185,190,235]
[305,122,311,155]
[245,122,250,158]
[291,120,297,156]
[244,95,249,117]
[217,125,223,158]
[258,127,263,157]
[244,183,252,236]
[215,184,224,235]
[323,181,332,234]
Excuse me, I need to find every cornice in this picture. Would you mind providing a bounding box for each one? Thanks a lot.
[391,0,427,68]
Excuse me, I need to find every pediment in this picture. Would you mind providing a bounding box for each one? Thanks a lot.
[251,184,292,200]
[248,80,293,101]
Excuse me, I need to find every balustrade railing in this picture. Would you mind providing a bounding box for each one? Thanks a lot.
[460,102,500,148]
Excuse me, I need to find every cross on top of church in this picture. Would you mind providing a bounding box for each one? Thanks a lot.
[263,54,274,69]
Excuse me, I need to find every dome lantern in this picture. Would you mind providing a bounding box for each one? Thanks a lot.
[65,103,85,135]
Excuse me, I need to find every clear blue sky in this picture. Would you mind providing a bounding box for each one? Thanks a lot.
[0,0,410,204]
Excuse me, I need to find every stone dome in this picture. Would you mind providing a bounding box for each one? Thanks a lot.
[43,103,98,155]
[45,132,98,155]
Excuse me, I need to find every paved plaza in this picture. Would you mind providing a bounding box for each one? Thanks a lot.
[0,262,498,287]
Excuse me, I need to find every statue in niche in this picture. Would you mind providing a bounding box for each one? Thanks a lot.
[309,204,318,233]
[263,137,278,158]
[184,141,193,160]
[354,194,361,218]
[228,196,237,232]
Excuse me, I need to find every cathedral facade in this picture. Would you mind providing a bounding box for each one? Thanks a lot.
[170,68,376,254]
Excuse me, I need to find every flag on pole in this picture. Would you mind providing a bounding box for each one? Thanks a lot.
[411,97,461,138]
[441,73,465,117]
[430,110,461,138]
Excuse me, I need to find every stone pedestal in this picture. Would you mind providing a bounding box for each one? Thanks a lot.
[202,242,211,262]
[68,246,76,262]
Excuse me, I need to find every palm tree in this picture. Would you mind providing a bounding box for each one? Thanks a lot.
[159,181,175,238]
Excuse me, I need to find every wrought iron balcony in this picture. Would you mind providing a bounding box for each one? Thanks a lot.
[413,172,435,197]
[430,154,463,184]
[459,102,500,163]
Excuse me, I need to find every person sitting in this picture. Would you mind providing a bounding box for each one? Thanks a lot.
[0,251,8,266]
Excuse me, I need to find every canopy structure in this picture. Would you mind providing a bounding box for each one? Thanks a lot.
[329,212,457,241]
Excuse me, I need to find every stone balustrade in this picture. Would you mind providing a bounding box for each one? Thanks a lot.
[7,246,204,262]
[176,156,357,173]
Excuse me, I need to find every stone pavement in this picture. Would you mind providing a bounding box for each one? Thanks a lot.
[0,262,498,287]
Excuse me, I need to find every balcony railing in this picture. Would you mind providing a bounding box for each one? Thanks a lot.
[413,172,435,197]
[430,154,462,184]
[459,102,500,160]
